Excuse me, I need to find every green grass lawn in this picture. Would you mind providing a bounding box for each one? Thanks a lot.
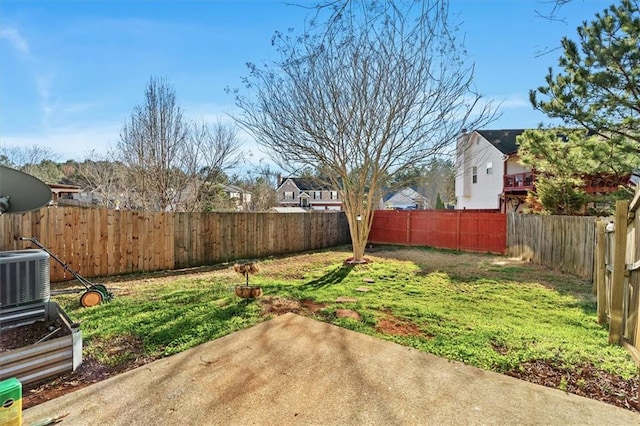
[53,245,638,380]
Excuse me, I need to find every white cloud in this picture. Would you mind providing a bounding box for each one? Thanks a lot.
[0,27,30,55]
[0,25,56,127]
[495,93,530,110]
[34,75,54,125]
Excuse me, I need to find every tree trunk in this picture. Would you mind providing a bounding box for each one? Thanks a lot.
[346,208,373,263]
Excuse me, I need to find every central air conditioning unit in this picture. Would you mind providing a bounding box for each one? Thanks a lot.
[0,249,51,328]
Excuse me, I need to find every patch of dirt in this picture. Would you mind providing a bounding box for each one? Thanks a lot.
[375,312,431,338]
[506,360,639,413]
[491,342,509,355]
[344,257,372,265]
[22,356,156,409]
[260,296,327,317]
[335,309,361,321]
[1,320,71,352]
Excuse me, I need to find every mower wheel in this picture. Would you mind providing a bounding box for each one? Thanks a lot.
[91,284,113,301]
[80,289,104,307]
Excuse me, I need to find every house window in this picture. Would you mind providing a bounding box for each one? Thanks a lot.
[472,166,478,184]
[284,191,294,200]
[314,191,322,200]
[486,162,493,175]
[330,191,338,200]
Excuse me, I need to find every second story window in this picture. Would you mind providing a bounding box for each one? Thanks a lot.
[330,191,338,200]
[284,191,294,200]
[486,162,493,175]
[314,191,322,200]
[472,166,478,184]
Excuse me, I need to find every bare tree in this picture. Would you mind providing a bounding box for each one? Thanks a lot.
[237,161,280,211]
[117,77,191,211]
[0,144,59,167]
[117,77,244,211]
[534,0,573,22]
[232,0,494,262]
[0,144,62,182]
[186,121,244,212]
[74,150,129,209]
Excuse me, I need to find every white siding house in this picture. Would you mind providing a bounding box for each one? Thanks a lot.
[455,129,533,211]
[455,128,638,213]
[456,131,508,209]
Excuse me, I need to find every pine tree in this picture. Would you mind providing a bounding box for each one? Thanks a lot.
[530,0,640,156]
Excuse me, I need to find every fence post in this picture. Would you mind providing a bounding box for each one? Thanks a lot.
[595,220,607,324]
[456,210,461,252]
[609,200,629,344]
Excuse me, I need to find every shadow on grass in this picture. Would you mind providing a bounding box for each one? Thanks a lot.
[302,265,353,289]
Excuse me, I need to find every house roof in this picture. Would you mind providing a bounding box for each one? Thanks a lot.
[383,187,424,203]
[222,184,249,194]
[280,178,333,191]
[48,183,82,193]
[386,192,417,207]
[475,129,526,155]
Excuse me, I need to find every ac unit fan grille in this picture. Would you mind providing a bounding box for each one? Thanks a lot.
[0,250,50,308]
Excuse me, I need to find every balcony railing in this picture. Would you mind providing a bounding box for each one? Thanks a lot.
[504,172,535,192]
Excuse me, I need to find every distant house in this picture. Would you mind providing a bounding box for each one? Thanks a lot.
[48,183,82,205]
[269,206,308,213]
[276,177,342,211]
[454,129,635,212]
[222,184,252,211]
[455,129,529,212]
[382,187,430,210]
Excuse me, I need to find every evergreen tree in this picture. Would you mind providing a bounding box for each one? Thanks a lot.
[530,0,640,156]
[517,128,638,215]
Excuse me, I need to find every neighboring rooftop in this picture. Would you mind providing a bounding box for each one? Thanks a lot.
[476,129,526,155]
[279,177,334,191]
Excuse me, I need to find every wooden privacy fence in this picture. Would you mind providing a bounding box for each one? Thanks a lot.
[0,207,350,282]
[368,210,506,254]
[507,214,597,280]
[595,193,640,366]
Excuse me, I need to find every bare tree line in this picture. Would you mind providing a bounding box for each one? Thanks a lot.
[1,77,255,212]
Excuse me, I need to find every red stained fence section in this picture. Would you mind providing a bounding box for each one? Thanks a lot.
[369,210,507,254]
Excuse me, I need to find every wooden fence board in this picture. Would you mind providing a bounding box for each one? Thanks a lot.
[596,189,640,369]
[369,210,506,254]
[1,207,349,281]
[595,221,607,323]
[609,201,629,344]
[507,214,596,280]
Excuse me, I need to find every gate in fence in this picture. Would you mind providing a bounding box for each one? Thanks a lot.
[596,189,640,366]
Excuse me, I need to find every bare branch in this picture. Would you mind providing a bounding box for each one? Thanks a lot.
[232,0,496,260]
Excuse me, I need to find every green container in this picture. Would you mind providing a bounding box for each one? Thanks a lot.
[0,378,22,426]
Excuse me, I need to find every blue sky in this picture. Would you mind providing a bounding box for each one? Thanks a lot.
[0,0,613,164]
